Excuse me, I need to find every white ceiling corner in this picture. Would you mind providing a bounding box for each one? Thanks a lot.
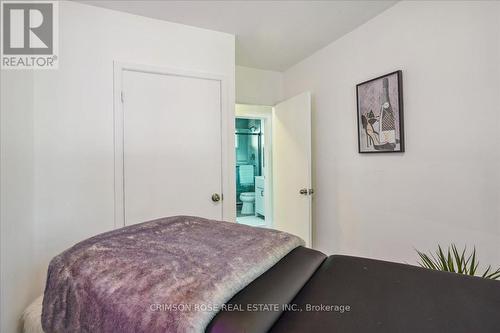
[77,0,397,71]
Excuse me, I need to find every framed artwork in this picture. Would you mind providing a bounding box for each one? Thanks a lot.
[356,70,404,153]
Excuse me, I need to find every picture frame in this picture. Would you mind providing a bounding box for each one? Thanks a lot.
[356,70,404,153]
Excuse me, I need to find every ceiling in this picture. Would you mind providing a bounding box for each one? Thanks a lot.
[79,1,397,71]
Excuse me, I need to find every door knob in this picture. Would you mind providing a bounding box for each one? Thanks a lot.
[299,188,308,195]
[211,193,221,202]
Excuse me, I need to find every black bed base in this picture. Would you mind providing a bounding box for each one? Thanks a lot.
[207,247,500,333]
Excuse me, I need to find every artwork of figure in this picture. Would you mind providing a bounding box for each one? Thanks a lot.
[357,71,404,153]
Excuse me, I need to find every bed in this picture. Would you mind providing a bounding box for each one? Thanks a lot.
[31,216,500,333]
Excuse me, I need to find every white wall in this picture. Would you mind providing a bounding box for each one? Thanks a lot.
[284,1,500,266]
[1,71,38,333]
[236,65,283,105]
[1,1,235,332]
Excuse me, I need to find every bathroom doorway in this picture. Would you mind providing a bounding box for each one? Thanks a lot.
[235,104,273,228]
[234,93,312,245]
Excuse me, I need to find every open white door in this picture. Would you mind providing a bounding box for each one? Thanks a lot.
[272,92,312,247]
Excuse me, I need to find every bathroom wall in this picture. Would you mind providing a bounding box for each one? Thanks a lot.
[235,119,250,163]
[283,1,500,267]
[235,105,273,201]
[235,119,262,196]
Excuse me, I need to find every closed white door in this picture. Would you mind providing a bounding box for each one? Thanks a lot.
[272,92,312,246]
[120,68,223,225]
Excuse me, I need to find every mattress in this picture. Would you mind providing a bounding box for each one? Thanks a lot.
[26,251,500,333]
[24,246,325,333]
[269,255,500,333]
[206,246,326,333]
[41,216,304,333]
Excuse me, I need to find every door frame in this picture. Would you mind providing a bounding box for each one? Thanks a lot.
[235,104,274,228]
[113,61,231,227]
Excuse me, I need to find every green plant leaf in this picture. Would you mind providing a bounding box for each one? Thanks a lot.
[447,248,455,272]
[482,265,492,278]
[451,244,463,273]
[469,247,477,276]
[417,250,437,270]
[482,267,500,280]
[437,245,449,271]
[415,244,500,280]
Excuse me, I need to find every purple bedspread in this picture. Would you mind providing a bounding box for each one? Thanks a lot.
[42,216,304,333]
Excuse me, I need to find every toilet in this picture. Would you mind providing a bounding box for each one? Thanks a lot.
[240,192,256,215]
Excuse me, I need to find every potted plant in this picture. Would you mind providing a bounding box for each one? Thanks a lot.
[416,244,500,280]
